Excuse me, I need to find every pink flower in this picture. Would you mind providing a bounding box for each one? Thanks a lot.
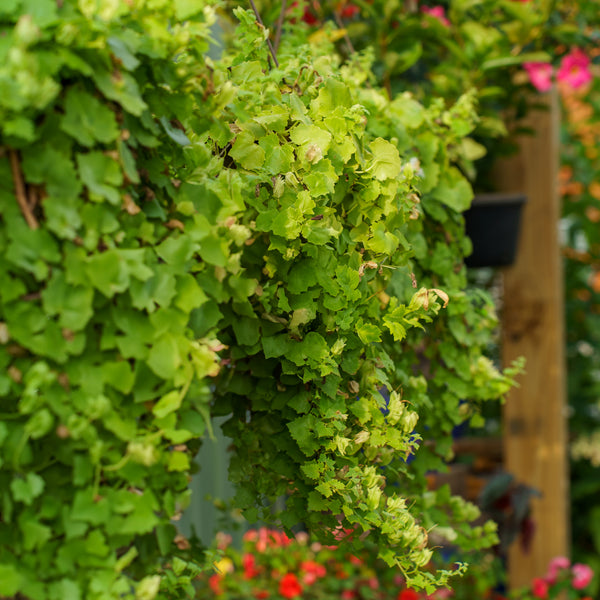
[300,560,326,585]
[557,49,593,90]
[572,563,594,590]
[532,577,548,599]
[524,62,553,92]
[545,556,570,584]
[421,6,450,27]
[367,577,379,590]
[341,591,357,600]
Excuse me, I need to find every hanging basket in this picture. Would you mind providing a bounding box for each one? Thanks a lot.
[464,192,527,268]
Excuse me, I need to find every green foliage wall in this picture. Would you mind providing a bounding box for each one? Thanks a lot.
[0,1,515,598]
[0,2,219,598]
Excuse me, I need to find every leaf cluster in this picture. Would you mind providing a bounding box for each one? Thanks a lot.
[0,0,517,597]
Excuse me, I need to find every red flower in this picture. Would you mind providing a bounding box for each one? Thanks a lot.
[341,592,357,600]
[532,577,549,599]
[302,5,319,25]
[398,590,420,600]
[243,553,260,579]
[254,591,270,600]
[279,573,303,599]
[340,3,359,18]
[209,574,223,595]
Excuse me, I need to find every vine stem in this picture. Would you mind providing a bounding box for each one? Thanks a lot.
[9,149,38,230]
[332,11,356,56]
[274,0,287,54]
[249,0,280,68]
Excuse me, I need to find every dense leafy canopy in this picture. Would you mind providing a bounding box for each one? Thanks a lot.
[0,1,516,598]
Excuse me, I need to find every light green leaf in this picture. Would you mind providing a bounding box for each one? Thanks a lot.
[152,390,182,419]
[0,564,21,596]
[147,333,181,379]
[431,166,474,212]
[356,320,382,344]
[368,138,402,180]
[168,451,190,472]
[230,131,265,170]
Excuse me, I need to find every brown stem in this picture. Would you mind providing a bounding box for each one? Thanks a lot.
[9,150,38,230]
[274,0,287,54]
[28,184,39,212]
[332,11,356,56]
[248,0,280,68]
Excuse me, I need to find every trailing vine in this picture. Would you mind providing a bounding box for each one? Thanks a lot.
[0,1,516,598]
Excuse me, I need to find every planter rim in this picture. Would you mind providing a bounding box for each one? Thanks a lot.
[472,192,527,207]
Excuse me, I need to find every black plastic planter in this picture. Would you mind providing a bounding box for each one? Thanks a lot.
[464,193,527,268]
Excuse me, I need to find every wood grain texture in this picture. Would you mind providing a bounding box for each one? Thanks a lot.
[493,89,569,588]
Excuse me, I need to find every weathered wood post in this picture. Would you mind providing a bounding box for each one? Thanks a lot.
[495,88,569,588]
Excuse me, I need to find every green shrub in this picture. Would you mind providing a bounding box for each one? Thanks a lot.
[0,1,514,597]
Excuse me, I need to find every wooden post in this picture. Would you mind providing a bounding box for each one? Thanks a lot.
[494,89,569,588]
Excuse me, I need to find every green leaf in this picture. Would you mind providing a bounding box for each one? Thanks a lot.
[368,138,402,180]
[108,37,141,71]
[61,86,119,147]
[168,451,190,472]
[232,317,260,346]
[431,166,474,212]
[174,0,206,19]
[156,235,197,267]
[77,152,123,205]
[147,333,181,379]
[152,390,182,419]
[356,320,382,344]
[391,93,425,128]
[0,564,21,597]
[93,69,147,116]
[25,409,54,439]
[41,270,94,330]
[259,134,294,175]
[160,116,192,146]
[10,473,45,506]
[86,250,129,298]
[198,235,229,267]
[290,124,332,158]
[102,361,135,394]
[48,579,81,600]
[174,274,207,313]
[20,517,52,551]
[229,131,265,170]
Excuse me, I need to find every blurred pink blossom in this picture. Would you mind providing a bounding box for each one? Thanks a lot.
[545,555,570,584]
[421,6,450,27]
[524,62,553,92]
[557,49,593,89]
[572,563,594,590]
